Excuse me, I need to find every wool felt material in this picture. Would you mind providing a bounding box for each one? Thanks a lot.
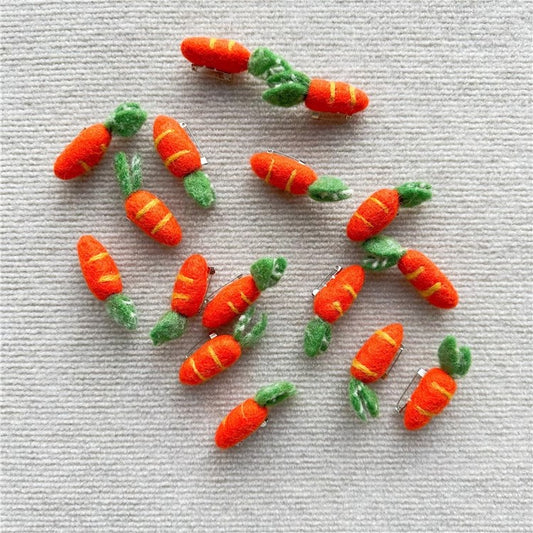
[214,381,296,449]
[114,152,182,247]
[304,79,369,115]
[202,257,287,329]
[153,115,215,208]
[77,235,137,330]
[179,306,267,385]
[247,47,292,79]
[348,378,379,422]
[346,183,432,242]
[53,102,147,180]
[362,235,459,309]
[150,254,211,346]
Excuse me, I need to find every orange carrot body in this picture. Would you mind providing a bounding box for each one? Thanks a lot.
[54,124,111,180]
[250,152,317,195]
[404,368,456,430]
[304,79,369,115]
[125,190,182,246]
[181,37,251,74]
[171,254,209,317]
[202,275,261,329]
[153,115,202,179]
[215,398,268,449]
[346,189,400,242]
[398,250,458,309]
[179,335,241,385]
[77,235,122,301]
[314,265,365,323]
[351,323,403,383]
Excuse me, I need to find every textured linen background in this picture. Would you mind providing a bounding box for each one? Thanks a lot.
[1,1,531,532]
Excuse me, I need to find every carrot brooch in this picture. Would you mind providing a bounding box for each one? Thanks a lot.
[54,102,147,180]
[181,37,369,117]
[304,265,365,357]
[202,257,287,329]
[346,182,432,242]
[348,323,404,421]
[398,336,471,430]
[214,381,297,449]
[77,235,137,330]
[153,115,215,208]
[250,152,352,201]
[362,236,459,309]
[150,254,213,346]
[179,306,267,385]
[114,152,182,247]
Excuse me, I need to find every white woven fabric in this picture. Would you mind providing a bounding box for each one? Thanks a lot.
[1,1,531,531]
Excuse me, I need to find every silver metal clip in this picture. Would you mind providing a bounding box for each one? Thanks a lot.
[382,344,404,380]
[191,64,234,83]
[266,149,307,166]
[185,332,218,358]
[312,266,342,297]
[179,122,208,166]
[203,273,244,306]
[311,112,350,123]
[395,368,427,414]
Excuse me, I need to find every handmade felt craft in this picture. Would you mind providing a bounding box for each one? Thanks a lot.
[214,381,297,449]
[348,323,404,421]
[250,152,352,201]
[77,235,137,330]
[150,254,212,345]
[179,306,267,385]
[403,336,471,430]
[114,152,182,246]
[304,265,365,357]
[362,235,458,309]
[202,257,287,329]
[153,115,215,208]
[54,102,147,180]
[346,183,432,242]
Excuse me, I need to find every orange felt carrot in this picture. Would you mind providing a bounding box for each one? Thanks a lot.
[150,254,213,346]
[54,103,147,180]
[346,183,432,242]
[348,323,404,421]
[181,37,251,74]
[153,115,215,208]
[114,152,182,247]
[202,257,287,329]
[402,336,471,430]
[304,265,365,357]
[77,235,137,330]
[250,152,352,201]
[214,381,296,449]
[304,79,369,115]
[362,236,459,309]
[179,306,267,385]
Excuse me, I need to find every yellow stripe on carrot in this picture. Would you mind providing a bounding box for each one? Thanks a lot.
[431,381,453,400]
[328,81,336,104]
[343,283,357,299]
[285,170,297,193]
[172,292,190,301]
[208,346,226,369]
[352,359,379,379]
[332,301,343,316]
[87,252,109,264]
[405,266,424,281]
[151,213,172,235]
[240,402,247,420]
[349,85,356,107]
[354,212,374,228]
[79,161,91,173]
[100,144,108,153]
[375,329,397,347]
[369,196,389,213]
[227,301,240,315]
[154,128,174,149]
[240,292,253,305]
[98,273,121,283]
[415,405,435,418]
[190,359,207,382]
[209,38,216,49]
[228,40,235,51]
[265,158,275,184]
[419,282,442,298]
[135,198,160,220]
[164,150,190,168]
[177,273,194,284]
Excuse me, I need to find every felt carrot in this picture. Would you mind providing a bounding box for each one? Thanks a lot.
[346,183,432,242]
[54,102,147,180]
[77,235,137,330]
[250,152,352,201]
[348,323,404,421]
[403,336,471,430]
[202,257,287,329]
[362,235,459,309]
[114,152,182,247]
[304,265,365,357]
[153,115,215,208]
[214,381,296,449]
[179,306,267,385]
[150,254,212,345]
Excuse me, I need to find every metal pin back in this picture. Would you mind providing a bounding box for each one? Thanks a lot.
[190,64,234,83]
[311,112,350,123]
[266,149,307,166]
[395,368,427,414]
[382,345,404,380]
[312,266,342,297]
[204,273,244,305]
[179,122,208,166]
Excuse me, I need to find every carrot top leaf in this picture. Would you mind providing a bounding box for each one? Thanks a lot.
[254,381,297,407]
[105,102,147,137]
[130,153,144,192]
[361,235,406,271]
[150,311,187,346]
[304,317,332,357]
[184,170,216,208]
[248,47,291,79]
[114,152,142,198]
[348,378,379,422]
[438,335,471,377]
[396,182,432,208]
[233,306,268,349]
[308,176,353,202]
[250,257,287,291]
[105,293,138,330]
[265,69,310,89]
[262,82,308,107]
